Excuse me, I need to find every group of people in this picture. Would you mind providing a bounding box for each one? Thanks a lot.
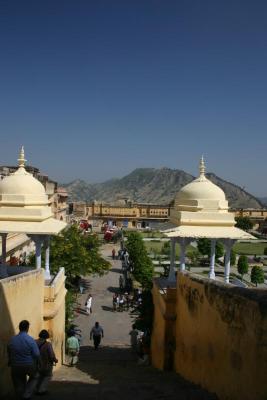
[112,292,130,311]
[7,320,58,399]
[66,321,104,368]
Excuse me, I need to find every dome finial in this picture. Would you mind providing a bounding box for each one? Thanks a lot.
[18,146,27,168]
[199,155,206,177]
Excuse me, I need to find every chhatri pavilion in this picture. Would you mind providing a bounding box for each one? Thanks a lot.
[162,157,255,283]
[0,147,66,279]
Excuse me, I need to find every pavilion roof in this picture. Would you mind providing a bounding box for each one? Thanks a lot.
[0,218,66,235]
[161,223,255,240]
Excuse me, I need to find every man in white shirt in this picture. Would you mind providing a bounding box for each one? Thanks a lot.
[85,294,92,314]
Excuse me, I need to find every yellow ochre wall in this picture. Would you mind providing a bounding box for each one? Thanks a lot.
[0,268,66,399]
[174,272,267,400]
[151,279,176,371]
[43,268,66,366]
[0,270,44,399]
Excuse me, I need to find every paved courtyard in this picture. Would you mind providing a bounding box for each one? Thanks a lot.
[47,243,217,400]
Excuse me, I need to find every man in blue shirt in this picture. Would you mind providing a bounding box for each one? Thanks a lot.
[8,320,40,399]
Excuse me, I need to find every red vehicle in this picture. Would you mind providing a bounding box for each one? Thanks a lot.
[79,219,89,231]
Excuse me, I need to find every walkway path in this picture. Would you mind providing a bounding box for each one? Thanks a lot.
[47,243,217,400]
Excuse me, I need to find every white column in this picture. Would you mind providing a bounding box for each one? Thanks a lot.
[179,238,186,271]
[35,236,42,269]
[168,238,176,281]
[30,235,43,270]
[44,236,51,280]
[1,233,7,264]
[209,239,216,279]
[224,239,235,284]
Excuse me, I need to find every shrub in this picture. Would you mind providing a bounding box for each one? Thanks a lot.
[237,255,249,280]
[251,265,265,287]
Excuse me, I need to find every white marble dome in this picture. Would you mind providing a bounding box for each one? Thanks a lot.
[0,167,46,197]
[0,148,49,206]
[0,147,52,224]
[176,176,226,202]
[174,158,228,213]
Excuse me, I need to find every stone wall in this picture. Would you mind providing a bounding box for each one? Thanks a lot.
[174,272,267,400]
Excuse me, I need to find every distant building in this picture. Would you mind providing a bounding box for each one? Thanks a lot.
[70,199,267,232]
[71,199,170,228]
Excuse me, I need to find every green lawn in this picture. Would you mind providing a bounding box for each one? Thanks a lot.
[233,242,267,255]
[145,241,195,257]
[139,231,165,238]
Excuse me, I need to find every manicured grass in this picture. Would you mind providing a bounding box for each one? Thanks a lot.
[145,241,195,257]
[233,242,267,255]
[145,241,164,254]
[139,231,165,238]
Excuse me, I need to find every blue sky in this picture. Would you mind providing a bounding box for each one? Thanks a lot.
[0,0,266,196]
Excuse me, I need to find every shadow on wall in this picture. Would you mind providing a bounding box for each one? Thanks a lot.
[0,283,15,399]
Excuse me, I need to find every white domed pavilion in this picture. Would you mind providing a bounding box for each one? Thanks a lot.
[0,147,66,279]
[162,157,255,283]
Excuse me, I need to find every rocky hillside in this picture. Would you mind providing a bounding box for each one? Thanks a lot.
[62,167,263,209]
[259,197,267,207]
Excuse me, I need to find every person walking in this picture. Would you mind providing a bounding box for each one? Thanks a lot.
[35,330,58,395]
[85,294,93,315]
[90,322,104,350]
[112,293,118,311]
[66,332,80,366]
[7,320,40,399]
[129,324,139,353]
[112,248,116,260]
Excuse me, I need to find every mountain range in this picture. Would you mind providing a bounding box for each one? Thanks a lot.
[62,167,263,209]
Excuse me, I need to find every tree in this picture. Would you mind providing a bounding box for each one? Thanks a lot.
[197,239,224,261]
[161,240,170,255]
[237,255,249,280]
[230,249,237,266]
[251,265,265,287]
[187,249,200,267]
[235,216,253,231]
[49,225,110,288]
[126,232,153,289]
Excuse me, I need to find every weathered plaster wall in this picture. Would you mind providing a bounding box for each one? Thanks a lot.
[0,268,66,399]
[44,268,66,367]
[0,270,44,399]
[151,279,176,370]
[175,272,267,400]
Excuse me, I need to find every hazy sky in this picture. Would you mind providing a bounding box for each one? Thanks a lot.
[0,1,266,196]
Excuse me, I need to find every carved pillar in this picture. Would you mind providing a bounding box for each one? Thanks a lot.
[209,239,216,279]
[30,235,44,270]
[44,236,51,280]
[1,233,7,264]
[179,238,186,271]
[223,239,235,283]
[168,238,176,281]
